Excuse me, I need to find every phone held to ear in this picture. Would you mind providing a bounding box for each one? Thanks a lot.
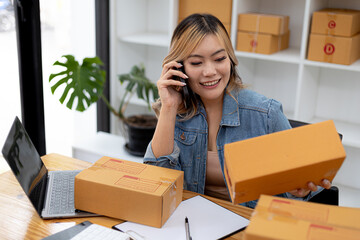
[175,62,192,109]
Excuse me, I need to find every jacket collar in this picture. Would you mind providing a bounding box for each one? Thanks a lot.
[196,91,240,127]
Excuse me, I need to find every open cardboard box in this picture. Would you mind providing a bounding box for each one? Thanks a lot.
[224,120,346,205]
[74,156,184,228]
[244,195,360,240]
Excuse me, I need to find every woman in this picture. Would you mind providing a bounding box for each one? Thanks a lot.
[144,13,331,208]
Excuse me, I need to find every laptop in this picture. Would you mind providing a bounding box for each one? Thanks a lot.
[1,116,97,219]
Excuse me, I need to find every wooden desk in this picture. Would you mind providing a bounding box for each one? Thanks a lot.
[0,153,252,240]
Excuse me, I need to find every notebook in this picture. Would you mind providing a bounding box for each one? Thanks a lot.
[1,116,97,219]
[114,195,250,240]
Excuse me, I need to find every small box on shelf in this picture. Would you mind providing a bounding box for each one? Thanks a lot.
[307,33,360,65]
[236,31,290,55]
[237,13,289,35]
[236,12,290,55]
[308,8,360,65]
[178,0,232,34]
[311,8,360,37]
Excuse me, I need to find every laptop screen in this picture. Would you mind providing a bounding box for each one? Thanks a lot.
[1,117,47,215]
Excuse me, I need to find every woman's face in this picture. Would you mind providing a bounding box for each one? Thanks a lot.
[184,34,231,103]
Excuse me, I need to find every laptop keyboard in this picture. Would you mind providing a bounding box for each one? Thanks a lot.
[48,171,79,215]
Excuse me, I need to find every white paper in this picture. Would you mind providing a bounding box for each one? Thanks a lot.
[115,195,249,240]
[71,223,131,240]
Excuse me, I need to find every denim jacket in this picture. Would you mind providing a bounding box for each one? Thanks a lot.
[144,89,322,208]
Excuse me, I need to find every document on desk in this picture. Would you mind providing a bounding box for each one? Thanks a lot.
[114,195,249,240]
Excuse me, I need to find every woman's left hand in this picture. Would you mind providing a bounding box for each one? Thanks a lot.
[289,179,332,198]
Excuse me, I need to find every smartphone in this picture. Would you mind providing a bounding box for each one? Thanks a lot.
[175,62,192,109]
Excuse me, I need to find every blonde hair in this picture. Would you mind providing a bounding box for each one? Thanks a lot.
[153,13,244,119]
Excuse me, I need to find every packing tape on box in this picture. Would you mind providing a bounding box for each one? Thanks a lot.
[278,36,282,52]
[326,12,337,35]
[280,15,286,35]
[160,177,177,190]
[252,15,261,52]
[160,177,178,213]
[278,16,286,52]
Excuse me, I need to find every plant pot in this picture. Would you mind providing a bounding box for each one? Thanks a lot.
[123,114,157,157]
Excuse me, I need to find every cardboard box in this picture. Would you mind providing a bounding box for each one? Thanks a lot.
[307,32,360,65]
[244,208,360,240]
[224,120,346,205]
[311,8,360,37]
[178,0,232,33]
[244,195,360,240]
[75,156,184,228]
[236,31,290,54]
[255,195,360,230]
[237,13,289,35]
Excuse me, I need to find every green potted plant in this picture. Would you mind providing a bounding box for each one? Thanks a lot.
[49,55,159,156]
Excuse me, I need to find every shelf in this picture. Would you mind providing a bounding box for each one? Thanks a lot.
[304,59,360,73]
[72,131,143,164]
[310,117,360,149]
[235,47,301,64]
[118,33,170,47]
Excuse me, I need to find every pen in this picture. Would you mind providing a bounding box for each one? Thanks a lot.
[185,216,192,240]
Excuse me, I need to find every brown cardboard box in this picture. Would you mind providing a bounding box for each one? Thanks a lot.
[245,209,360,240]
[244,195,360,240]
[224,120,346,205]
[255,195,360,229]
[307,32,360,65]
[311,8,360,37]
[237,13,289,35]
[75,156,184,228]
[178,0,232,33]
[236,31,290,54]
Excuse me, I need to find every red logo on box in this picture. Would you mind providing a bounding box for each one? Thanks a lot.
[324,43,335,55]
[328,20,336,29]
[250,40,257,48]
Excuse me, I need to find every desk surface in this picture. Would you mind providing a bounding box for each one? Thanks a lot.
[0,153,252,240]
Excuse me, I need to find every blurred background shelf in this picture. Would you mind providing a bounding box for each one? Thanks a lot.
[108,0,360,200]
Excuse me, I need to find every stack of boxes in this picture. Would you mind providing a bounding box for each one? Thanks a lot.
[308,8,360,65]
[236,13,290,54]
[178,0,232,34]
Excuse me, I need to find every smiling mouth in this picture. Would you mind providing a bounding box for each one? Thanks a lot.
[200,79,220,86]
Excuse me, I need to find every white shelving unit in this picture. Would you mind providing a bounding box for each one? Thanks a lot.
[109,0,360,190]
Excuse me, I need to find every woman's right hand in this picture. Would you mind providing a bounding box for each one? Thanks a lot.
[157,61,189,110]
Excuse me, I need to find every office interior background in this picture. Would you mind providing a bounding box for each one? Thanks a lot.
[1,0,360,207]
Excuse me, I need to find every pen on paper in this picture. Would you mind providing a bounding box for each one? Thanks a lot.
[185,216,192,240]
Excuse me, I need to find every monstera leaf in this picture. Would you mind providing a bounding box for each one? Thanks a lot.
[118,64,159,118]
[49,55,106,112]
